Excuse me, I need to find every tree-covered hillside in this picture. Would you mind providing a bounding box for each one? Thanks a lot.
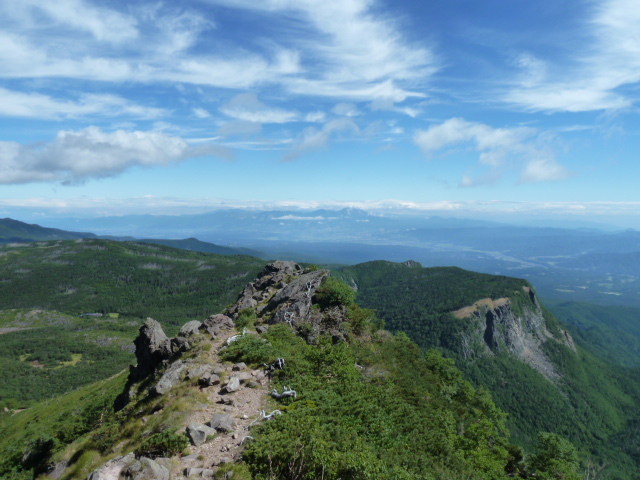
[0,239,265,330]
[337,260,640,479]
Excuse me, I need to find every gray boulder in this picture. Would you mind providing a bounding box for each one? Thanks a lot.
[88,453,136,480]
[200,314,234,337]
[223,375,241,393]
[122,457,169,480]
[180,320,202,337]
[209,413,236,433]
[186,423,217,446]
[152,360,186,395]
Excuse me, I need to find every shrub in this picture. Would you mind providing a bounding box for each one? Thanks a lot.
[219,335,278,365]
[135,429,189,458]
[314,277,356,308]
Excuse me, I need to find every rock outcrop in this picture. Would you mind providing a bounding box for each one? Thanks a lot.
[453,286,575,380]
[130,318,172,381]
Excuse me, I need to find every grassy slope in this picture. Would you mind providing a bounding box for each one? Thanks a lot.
[0,239,266,408]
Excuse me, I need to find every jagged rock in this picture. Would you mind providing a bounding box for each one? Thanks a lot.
[226,261,305,319]
[122,457,169,480]
[88,453,136,480]
[223,375,241,393]
[180,320,203,337]
[209,413,236,433]
[130,318,172,381]
[263,270,329,324]
[255,325,269,334]
[152,360,186,395]
[187,423,217,446]
[232,362,247,371]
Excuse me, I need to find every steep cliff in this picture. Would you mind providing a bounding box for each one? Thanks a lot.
[453,286,576,380]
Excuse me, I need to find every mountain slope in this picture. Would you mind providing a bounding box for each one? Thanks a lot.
[0,239,265,330]
[337,260,640,478]
[0,218,96,243]
[0,262,583,480]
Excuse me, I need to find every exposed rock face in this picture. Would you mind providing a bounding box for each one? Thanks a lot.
[152,360,187,395]
[454,287,575,380]
[226,261,331,335]
[130,318,172,381]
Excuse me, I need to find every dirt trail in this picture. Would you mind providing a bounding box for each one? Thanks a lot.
[173,332,273,478]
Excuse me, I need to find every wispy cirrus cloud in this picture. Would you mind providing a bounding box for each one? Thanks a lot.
[506,0,640,112]
[0,127,229,185]
[0,88,165,120]
[201,0,436,102]
[220,93,299,124]
[414,118,570,185]
[283,118,360,161]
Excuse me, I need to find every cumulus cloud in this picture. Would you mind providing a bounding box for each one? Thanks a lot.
[415,118,570,185]
[506,0,640,112]
[0,127,229,185]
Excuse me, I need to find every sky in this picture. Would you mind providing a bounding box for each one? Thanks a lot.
[0,0,639,227]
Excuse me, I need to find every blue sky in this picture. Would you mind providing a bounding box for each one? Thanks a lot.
[0,0,639,226]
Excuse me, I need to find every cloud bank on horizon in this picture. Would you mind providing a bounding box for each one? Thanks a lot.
[0,0,638,220]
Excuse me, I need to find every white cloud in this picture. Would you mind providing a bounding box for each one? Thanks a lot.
[8,0,139,44]
[193,108,212,119]
[0,88,165,119]
[333,103,361,117]
[304,111,326,123]
[519,158,571,183]
[283,118,359,161]
[506,0,640,112]
[220,93,299,123]
[203,0,436,101]
[0,127,228,185]
[415,117,569,184]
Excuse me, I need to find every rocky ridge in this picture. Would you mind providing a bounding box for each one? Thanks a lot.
[86,261,349,480]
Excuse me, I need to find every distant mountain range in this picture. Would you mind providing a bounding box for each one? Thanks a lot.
[0,218,265,258]
[5,209,640,308]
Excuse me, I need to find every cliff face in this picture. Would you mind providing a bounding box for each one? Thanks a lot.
[453,287,575,380]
